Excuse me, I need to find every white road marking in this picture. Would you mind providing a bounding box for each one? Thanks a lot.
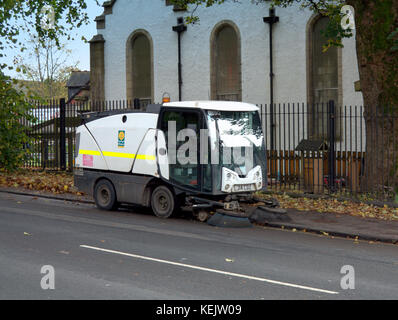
[80,245,339,295]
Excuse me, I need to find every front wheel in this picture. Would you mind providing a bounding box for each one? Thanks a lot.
[94,179,118,211]
[151,186,175,218]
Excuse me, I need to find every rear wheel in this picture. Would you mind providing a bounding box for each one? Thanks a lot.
[94,179,118,211]
[151,185,175,218]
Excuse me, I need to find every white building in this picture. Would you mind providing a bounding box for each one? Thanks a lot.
[90,0,363,106]
[89,0,365,157]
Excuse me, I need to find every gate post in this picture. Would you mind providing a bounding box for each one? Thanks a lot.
[59,98,66,171]
[328,100,336,191]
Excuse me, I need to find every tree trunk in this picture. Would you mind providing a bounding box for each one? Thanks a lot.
[347,0,398,198]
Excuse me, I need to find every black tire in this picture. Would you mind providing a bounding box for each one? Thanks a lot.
[151,185,175,218]
[94,179,118,211]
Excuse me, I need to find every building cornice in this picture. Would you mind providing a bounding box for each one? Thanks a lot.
[95,1,186,30]
[89,34,105,43]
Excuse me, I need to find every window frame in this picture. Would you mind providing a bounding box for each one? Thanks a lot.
[126,29,154,107]
[210,21,242,102]
[306,14,343,140]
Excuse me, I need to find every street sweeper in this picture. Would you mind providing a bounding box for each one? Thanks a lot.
[74,101,284,225]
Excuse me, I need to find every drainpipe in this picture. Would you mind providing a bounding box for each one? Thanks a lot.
[263,8,279,152]
[172,17,187,101]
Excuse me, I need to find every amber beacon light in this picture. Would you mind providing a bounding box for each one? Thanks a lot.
[162,92,171,104]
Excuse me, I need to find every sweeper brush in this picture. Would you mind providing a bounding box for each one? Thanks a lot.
[192,195,289,228]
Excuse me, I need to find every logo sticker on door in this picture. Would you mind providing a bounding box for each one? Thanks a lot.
[118,130,125,148]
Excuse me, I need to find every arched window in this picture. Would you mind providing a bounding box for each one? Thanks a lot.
[211,22,242,101]
[307,16,342,138]
[312,17,339,104]
[126,30,153,107]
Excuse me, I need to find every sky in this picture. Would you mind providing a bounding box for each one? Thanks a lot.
[2,0,104,78]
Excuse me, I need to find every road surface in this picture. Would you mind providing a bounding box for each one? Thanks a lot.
[0,192,397,300]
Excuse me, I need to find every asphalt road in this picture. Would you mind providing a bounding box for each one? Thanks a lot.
[0,192,397,300]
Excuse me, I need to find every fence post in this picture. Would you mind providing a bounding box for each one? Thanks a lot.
[328,100,336,191]
[59,98,66,171]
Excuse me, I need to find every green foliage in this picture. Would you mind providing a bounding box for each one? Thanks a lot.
[0,73,36,171]
[387,28,398,52]
[172,0,354,47]
[0,0,98,73]
[171,0,226,23]
[0,0,98,169]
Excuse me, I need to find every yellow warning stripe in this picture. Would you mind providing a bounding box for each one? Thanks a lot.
[79,149,155,160]
[102,151,136,159]
[135,154,156,161]
[79,150,101,156]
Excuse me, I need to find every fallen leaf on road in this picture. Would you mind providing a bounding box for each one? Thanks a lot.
[23,232,31,236]
[0,170,84,196]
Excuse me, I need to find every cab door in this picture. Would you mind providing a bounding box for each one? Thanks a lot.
[158,108,202,191]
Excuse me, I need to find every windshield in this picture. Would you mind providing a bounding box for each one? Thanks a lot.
[207,110,266,178]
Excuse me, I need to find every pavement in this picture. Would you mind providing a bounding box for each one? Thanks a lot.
[1,186,397,244]
[270,209,398,244]
[1,191,398,300]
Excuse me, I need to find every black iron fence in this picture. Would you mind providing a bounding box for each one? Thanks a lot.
[259,102,397,199]
[22,99,135,171]
[21,99,397,199]
[259,101,365,195]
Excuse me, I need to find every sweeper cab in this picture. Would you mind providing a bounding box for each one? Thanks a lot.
[74,101,269,220]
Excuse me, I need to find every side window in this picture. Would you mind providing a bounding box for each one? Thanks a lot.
[160,110,200,189]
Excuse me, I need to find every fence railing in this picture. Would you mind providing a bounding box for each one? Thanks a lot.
[21,99,397,199]
[258,102,368,195]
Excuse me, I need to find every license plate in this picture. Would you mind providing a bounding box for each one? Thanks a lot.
[233,184,253,192]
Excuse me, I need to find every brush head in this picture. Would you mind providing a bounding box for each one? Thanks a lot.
[207,209,252,228]
[249,206,290,224]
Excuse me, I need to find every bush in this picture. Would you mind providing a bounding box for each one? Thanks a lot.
[0,74,36,171]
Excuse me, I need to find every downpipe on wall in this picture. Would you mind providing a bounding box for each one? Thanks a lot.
[263,8,279,152]
[172,17,187,101]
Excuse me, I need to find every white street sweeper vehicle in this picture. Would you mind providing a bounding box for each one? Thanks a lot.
[74,101,283,224]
